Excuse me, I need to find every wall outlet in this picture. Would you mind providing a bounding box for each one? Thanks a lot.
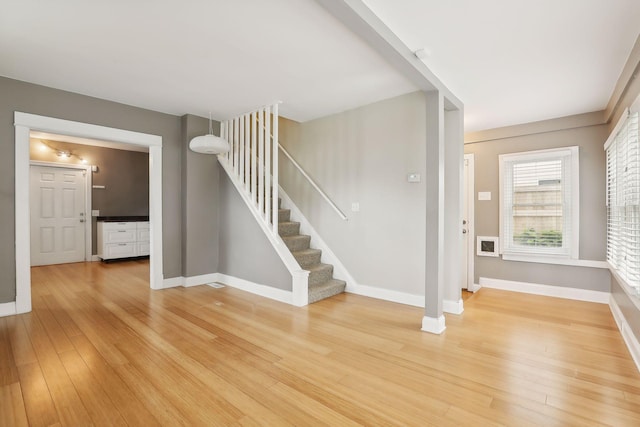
[407,173,421,183]
[351,202,360,212]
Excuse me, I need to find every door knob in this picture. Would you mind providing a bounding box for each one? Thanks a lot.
[80,219,85,223]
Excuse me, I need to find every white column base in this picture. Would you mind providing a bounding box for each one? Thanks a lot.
[443,299,464,315]
[421,315,446,334]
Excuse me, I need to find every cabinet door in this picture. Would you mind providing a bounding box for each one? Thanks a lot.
[136,242,150,256]
[137,228,150,243]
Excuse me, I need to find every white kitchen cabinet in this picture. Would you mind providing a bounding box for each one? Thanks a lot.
[97,221,150,260]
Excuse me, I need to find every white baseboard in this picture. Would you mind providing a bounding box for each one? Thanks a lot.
[161,276,184,289]
[184,273,221,288]
[479,277,610,304]
[421,315,446,334]
[443,299,464,315]
[468,283,481,293]
[609,295,640,373]
[216,274,293,305]
[347,283,424,307]
[91,255,101,262]
[0,302,17,317]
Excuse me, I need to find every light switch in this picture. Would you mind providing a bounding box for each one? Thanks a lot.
[351,202,360,212]
[478,191,491,201]
[91,210,100,217]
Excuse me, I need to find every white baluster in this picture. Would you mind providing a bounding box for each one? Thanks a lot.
[265,106,271,223]
[272,103,279,234]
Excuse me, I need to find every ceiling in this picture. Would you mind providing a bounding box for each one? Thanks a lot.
[1,0,639,132]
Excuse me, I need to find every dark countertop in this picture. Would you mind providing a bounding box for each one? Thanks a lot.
[97,216,149,222]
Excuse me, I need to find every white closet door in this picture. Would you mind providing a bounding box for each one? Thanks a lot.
[30,165,86,266]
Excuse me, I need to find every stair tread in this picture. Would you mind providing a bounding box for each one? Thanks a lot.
[292,248,321,256]
[281,234,311,241]
[309,278,346,289]
[305,263,333,272]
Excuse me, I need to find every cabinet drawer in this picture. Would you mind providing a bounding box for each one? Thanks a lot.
[103,229,137,244]
[101,221,137,231]
[136,221,150,230]
[137,242,150,256]
[103,242,136,259]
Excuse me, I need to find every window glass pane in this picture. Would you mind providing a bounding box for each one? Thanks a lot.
[512,159,563,248]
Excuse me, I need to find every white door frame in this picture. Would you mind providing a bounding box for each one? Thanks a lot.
[14,112,164,314]
[464,153,478,291]
[30,161,93,263]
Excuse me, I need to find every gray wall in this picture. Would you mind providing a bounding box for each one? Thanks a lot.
[1,76,182,303]
[218,172,292,291]
[279,91,427,295]
[181,114,221,278]
[464,120,611,292]
[30,140,149,254]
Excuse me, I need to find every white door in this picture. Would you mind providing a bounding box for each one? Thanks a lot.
[462,154,474,290]
[30,165,87,266]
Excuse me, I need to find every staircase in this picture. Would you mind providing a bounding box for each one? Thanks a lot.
[276,202,346,303]
[218,103,347,305]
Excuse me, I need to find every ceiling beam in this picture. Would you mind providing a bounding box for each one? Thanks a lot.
[315,0,463,111]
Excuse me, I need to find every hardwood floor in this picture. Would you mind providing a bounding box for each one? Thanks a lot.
[2,260,640,426]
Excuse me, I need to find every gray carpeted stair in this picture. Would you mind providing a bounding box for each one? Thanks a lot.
[275,200,345,303]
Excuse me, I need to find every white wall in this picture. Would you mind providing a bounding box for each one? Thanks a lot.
[279,91,427,295]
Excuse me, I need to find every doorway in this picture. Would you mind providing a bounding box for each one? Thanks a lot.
[463,153,477,291]
[14,112,164,315]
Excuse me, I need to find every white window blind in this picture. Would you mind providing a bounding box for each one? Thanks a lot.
[606,111,640,293]
[500,147,579,259]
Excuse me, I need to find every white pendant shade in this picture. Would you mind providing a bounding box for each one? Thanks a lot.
[189,112,230,154]
[189,134,230,154]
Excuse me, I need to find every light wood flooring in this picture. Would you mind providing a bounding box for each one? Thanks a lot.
[2,260,640,426]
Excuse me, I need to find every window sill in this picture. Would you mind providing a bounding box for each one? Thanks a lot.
[501,253,609,269]
[609,264,640,311]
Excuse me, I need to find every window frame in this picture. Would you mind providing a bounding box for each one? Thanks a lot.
[499,146,580,263]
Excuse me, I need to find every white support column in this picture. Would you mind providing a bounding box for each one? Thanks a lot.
[15,124,31,314]
[423,90,446,334]
[443,108,464,315]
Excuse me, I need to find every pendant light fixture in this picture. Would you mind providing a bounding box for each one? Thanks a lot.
[189,112,230,154]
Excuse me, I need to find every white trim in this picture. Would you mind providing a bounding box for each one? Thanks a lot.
[609,295,640,373]
[608,264,640,311]
[184,273,221,288]
[479,277,609,304]
[91,255,101,262]
[29,161,93,263]
[218,158,307,301]
[161,276,184,289]
[604,108,630,150]
[421,315,446,334]
[468,283,481,293]
[347,283,424,307]
[443,299,464,315]
[14,112,163,314]
[216,273,293,305]
[0,302,17,317]
[501,254,609,269]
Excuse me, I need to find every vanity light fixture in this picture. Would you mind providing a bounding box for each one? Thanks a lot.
[189,112,230,154]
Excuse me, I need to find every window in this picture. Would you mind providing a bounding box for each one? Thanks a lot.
[605,110,640,294]
[499,146,579,261]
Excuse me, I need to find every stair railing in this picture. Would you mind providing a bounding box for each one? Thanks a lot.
[218,103,309,306]
[277,143,348,221]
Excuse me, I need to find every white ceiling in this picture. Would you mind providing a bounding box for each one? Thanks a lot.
[1,0,639,132]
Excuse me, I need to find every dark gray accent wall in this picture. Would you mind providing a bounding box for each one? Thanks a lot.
[464,121,611,292]
[181,114,221,278]
[30,141,149,254]
[218,172,291,291]
[1,76,182,303]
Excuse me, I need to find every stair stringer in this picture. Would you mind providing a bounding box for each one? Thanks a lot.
[217,157,310,307]
[278,186,358,293]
